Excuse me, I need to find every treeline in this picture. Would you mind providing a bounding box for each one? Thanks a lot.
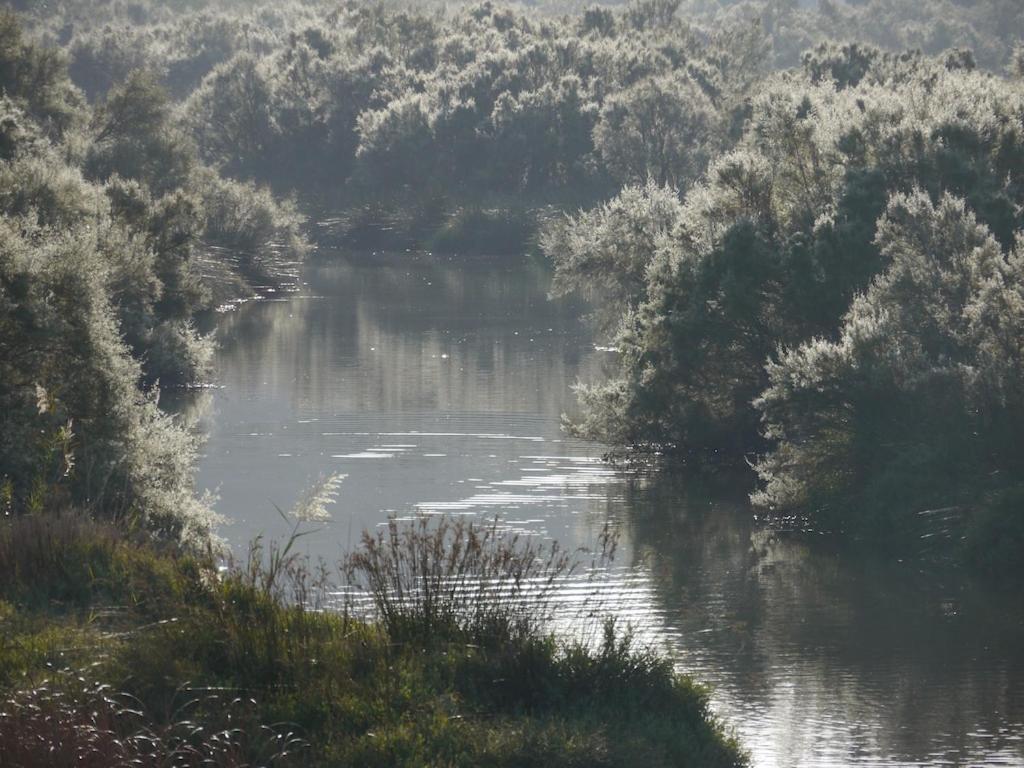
[547,45,1024,574]
[25,0,1023,249]
[679,0,1024,70]
[0,11,306,542]
[52,0,765,218]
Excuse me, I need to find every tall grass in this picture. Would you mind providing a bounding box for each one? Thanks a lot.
[0,671,306,768]
[341,515,617,646]
[0,510,745,767]
[0,512,202,612]
[228,473,344,607]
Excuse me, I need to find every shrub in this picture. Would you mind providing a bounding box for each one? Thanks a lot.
[593,71,716,188]
[0,219,218,541]
[0,10,84,138]
[84,70,196,194]
[192,167,309,271]
[754,192,1024,538]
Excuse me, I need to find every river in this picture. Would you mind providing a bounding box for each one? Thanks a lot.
[180,251,1024,768]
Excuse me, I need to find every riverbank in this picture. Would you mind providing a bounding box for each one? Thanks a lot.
[314,203,542,256]
[0,513,745,767]
[301,187,605,257]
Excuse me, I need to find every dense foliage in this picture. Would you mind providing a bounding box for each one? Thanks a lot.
[548,40,1024,568]
[14,0,770,248]
[0,11,306,542]
[754,192,1024,545]
[7,0,1024,558]
[15,0,1019,252]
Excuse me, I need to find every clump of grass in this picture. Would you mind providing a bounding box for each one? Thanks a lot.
[0,670,306,768]
[341,516,615,646]
[220,473,342,607]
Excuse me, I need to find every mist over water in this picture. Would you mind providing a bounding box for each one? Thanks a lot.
[186,253,1024,768]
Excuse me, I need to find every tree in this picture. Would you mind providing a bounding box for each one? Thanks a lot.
[556,56,1024,462]
[489,76,597,192]
[69,25,159,100]
[354,91,437,191]
[186,53,277,177]
[0,10,83,137]
[754,192,1024,540]
[0,219,216,541]
[801,41,880,88]
[545,181,682,326]
[593,72,716,188]
[86,70,196,193]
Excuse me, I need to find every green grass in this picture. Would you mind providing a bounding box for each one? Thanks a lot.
[0,512,745,767]
[0,513,205,614]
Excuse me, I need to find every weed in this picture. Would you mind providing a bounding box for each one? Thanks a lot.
[0,669,307,768]
[341,515,613,646]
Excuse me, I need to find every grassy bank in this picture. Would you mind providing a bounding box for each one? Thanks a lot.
[0,513,744,767]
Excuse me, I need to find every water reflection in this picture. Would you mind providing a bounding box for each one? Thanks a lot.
[186,252,1024,768]
[624,475,1024,767]
[211,257,595,418]
[189,252,615,549]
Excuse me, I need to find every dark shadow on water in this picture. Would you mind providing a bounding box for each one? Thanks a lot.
[621,472,1024,767]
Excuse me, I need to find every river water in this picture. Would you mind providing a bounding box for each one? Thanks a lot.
[183,252,1024,768]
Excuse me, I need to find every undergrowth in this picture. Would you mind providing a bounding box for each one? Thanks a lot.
[0,511,745,767]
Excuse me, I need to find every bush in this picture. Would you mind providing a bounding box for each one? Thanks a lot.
[84,70,196,194]
[754,192,1024,540]
[192,167,309,270]
[0,218,218,541]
